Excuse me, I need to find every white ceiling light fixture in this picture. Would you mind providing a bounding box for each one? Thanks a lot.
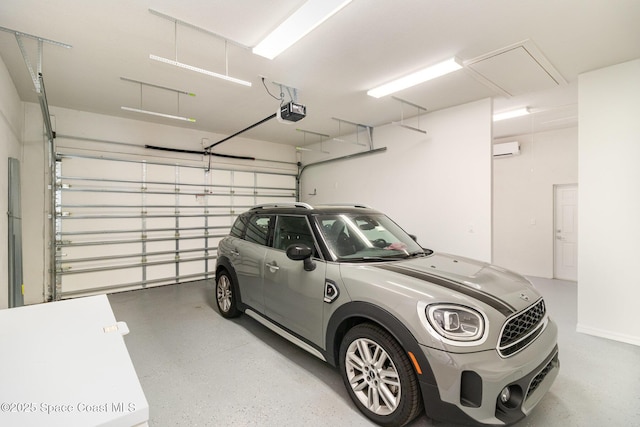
[120,77,196,123]
[121,106,196,123]
[149,9,252,87]
[149,55,252,87]
[253,0,353,60]
[493,107,531,121]
[367,57,463,98]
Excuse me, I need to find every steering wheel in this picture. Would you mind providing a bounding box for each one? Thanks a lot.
[372,238,388,248]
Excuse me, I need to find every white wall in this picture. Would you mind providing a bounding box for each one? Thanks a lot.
[300,98,493,262]
[0,55,24,310]
[493,127,578,277]
[578,58,640,346]
[19,103,297,305]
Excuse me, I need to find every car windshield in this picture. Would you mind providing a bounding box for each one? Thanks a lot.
[315,213,426,261]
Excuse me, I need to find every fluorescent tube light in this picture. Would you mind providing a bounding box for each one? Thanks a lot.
[149,54,252,87]
[121,106,196,123]
[367,57,463,98]
[253,0,352,59]
[493,107,530,121]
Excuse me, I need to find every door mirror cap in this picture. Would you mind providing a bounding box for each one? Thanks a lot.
[286,243,313,260]
[286,243,316,271]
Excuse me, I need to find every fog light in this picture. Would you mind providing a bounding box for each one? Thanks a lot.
[497,385,523,410]
[500,387,511,404]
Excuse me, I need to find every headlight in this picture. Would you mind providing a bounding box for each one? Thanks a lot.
[426,304,485,342]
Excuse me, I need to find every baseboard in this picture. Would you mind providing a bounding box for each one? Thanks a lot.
[576,324,640,347]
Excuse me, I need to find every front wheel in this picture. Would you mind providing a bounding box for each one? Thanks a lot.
[215,270,240,318]
[339,323,423,427]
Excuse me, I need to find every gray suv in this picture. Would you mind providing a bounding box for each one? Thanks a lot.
[215,203,559,426]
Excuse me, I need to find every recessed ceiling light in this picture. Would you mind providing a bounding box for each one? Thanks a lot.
[253,0,352,60]
[493,107,531,121]
[367,57,463,98]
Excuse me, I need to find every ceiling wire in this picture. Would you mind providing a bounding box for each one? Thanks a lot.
[262,77,284,102]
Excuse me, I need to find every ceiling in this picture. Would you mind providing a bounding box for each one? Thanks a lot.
[1,0,639,149]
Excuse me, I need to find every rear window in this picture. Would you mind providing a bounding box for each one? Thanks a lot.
[229,214,248,238]
[244,215,271,246]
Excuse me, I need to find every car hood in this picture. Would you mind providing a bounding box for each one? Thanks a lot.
[366,253,540,316]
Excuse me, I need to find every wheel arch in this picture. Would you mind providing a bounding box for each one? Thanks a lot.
[325,301,436,386]
[215,256,244,310]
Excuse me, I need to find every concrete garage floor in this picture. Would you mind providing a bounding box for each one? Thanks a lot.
[109,278,640,427]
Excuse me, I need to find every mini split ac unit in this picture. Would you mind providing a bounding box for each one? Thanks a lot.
[493,141,520,158]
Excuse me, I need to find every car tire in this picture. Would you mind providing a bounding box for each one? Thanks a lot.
[339,323,423,427]
[215,270,240,318]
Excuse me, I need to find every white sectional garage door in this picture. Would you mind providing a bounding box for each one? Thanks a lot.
[54,154,296,298]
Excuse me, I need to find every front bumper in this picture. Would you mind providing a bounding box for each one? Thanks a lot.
[418,318,559,426]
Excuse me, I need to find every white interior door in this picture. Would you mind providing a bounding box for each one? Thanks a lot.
[554,184,578,281]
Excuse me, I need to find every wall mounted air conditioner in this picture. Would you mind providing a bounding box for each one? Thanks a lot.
[493,141,520,158]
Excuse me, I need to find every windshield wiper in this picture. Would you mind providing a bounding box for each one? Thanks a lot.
[340,256,400,263]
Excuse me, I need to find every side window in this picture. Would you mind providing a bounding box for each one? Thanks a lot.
[244,215,271,246]
[229,214,248,238]
[274,215,316,256]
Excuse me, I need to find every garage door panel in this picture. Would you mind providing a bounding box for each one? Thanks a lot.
[179,238,206,251]
[62,191,141,206]
[206,194,233,205]
[208,169,231,186]
[255,196,297,205]
[180,259,205,276]
[145,239,176,252]
[62,158,140,181]
[61,268,143,296]
[233,171,256,187]
[61,218,141,233]
[146,192,177,206]
[55,155,296,299]
[145,217,178,230]
[146,264,177,281]
[179,166,204,183]
[179,216,205,229]
[146,163,176,180]
[62,243,142,260]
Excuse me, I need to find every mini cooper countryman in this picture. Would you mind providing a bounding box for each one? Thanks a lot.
[215,203,559,426]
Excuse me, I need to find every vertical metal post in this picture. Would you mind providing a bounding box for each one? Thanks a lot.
[203,168,210,279]
[230,170,235,222]
[53,160,62,300]
[141,161,147,286]
[174,165,180,282]
[8,158,24,307]
[253,172,258,206]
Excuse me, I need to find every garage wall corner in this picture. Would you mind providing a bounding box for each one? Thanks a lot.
[0,54,24,310]
[578,58,640,346]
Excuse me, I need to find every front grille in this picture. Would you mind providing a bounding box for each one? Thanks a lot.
[498,299,546,357]
[527,352,558,398]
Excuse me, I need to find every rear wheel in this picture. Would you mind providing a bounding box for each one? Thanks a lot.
[339,323,423,427]
[215,270,240,318]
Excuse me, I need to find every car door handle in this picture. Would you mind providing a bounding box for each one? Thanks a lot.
[265,262,280,272]
[231,249,240,256]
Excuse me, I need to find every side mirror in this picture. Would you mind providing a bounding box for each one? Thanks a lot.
[286,243,316,272]
[409,234,418,242]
